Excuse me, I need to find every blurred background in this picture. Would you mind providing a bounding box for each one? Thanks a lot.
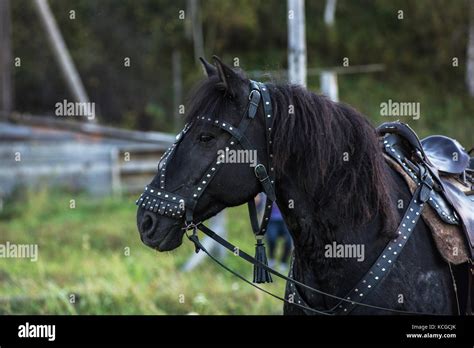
[0,0,473,314]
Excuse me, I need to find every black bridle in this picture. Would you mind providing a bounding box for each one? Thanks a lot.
[137,80,277,282]
[136,80,441,315]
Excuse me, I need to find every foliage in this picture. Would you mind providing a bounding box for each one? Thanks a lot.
[9,0,474,143]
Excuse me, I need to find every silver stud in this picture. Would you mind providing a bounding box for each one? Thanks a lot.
[375,276,379,280]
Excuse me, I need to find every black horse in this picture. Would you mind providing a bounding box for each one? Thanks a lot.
[136,57,457,314]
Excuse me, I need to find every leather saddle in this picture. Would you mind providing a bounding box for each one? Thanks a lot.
[422,135,470,175]
[377,122,474,259]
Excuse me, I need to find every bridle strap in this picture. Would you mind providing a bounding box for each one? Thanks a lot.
[187,230,331,315]
[190,221,431,315]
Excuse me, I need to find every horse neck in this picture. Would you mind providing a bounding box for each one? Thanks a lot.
[274,176,389,302]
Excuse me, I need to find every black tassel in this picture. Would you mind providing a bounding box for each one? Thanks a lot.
[253,237,273,283]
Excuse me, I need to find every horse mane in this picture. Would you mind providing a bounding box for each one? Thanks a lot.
[185,75,397,233]
[268,83,397,232]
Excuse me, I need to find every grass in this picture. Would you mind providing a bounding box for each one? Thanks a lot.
[0,188,285,315]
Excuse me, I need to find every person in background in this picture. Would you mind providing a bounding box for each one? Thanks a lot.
[256,194,293,272]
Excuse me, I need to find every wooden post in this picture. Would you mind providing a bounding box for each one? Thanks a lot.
[324,0,337,27]
[32,0,93,119]
[187,0,204,63]
[287,0,307,87]
[320,70,339,101]
[172,50,183,131]
[0,0,12,121]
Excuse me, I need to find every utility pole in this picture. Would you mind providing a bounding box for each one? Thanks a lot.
[0,0,12,121]
[287,0,307,87]
[321,0,339,101]
[32,0,93,120]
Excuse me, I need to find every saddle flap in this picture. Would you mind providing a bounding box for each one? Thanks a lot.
[440,179,474,255]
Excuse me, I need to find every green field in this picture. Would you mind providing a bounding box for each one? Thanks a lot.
[0,188,285,315]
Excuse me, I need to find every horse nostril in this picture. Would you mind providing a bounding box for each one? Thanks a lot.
[140,211,158,237]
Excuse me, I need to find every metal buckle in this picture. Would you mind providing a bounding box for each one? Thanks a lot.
[183,221,202,253]
[248,89,259,101]
[254,164,268,182]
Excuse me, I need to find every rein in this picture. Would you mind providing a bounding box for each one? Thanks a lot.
[137,80,440,315]
[186,178,436,315]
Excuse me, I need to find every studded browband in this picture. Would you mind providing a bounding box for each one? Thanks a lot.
[136,80,276,283]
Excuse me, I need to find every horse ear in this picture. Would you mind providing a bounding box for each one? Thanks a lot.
[212,55,242,96]
[199,57,217,77]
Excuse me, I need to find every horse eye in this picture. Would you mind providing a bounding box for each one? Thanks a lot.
[199,133,214,143]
